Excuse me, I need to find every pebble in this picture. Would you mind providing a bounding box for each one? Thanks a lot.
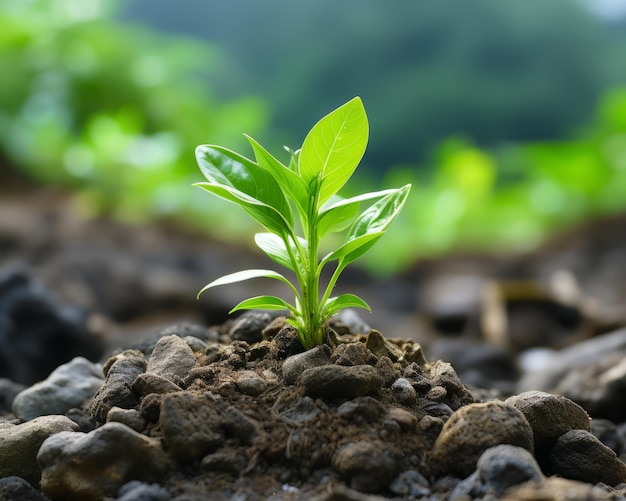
[365,329,403,361]
[431,400,535,478]
[90,352,146,424]
[389,470,431,498]
[132,373,183,396]
[106,407,146,432]
[450,445,543,500]
[390,377,417,405]
[116,480,169,501]
[146,335,196,384]
[229,312,273,343]
[12,357,104,421]
[0,476,50,501]
[505,391,590,450]
[282,345,331,385]
[159,392,224,462]
[549,429,626,486]
[0,415,79,485]
[299,364,382,399]
[38,422,172,500]
[386,407,418,433]
[201,452,247,475]
[235,371,267,396]
[331,342,378,366]
[332,440,399,493]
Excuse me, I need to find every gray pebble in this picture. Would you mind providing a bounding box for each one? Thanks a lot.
[12,357,103,421]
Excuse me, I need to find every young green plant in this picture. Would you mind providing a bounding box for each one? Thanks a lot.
[195,97,410,349]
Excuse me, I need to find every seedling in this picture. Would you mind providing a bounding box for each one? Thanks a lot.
[195,97,410,349]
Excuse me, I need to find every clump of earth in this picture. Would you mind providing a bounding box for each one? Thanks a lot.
[2,311,626,500]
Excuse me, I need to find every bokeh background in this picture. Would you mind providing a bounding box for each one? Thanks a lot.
[2,0,626,275]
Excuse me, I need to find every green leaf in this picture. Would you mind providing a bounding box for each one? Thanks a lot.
[322,293,372,318]
[245,135,309,217]
[325,184,411,266]
[197,268,299,299]
[299,97,369,206]
[195,145,293,235]
[230,295,295,314]
[254,232,306,271]
[318,189,399,236]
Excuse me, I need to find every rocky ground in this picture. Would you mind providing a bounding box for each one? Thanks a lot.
[1,184,626,500]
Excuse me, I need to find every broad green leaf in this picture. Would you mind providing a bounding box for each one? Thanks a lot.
[322,293,371,318]
[245,135,309,217]
[318,189,398,236]
[230,295,295,314]
[346,185,411,240]
[194,182,289,237]
[195,145,293,234]
[254,232,307,271]
[299,97,369,206]
[197,268,299,299]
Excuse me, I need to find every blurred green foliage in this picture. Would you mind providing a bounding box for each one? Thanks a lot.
[121,0,626,170]
[0,0,267,226]
[2,0,626,276]
[357,89,626,274]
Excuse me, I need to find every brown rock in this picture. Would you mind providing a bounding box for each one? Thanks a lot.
[431,400,534,478]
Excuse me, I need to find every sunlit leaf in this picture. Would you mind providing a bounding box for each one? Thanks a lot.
[322,294,371,318]
[299,97,368,206]
[230,295,294,313]
[254,232,306,271]
[195,145,293,235]
[197,269,298,299]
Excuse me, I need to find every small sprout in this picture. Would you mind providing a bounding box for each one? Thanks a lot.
[195,97,410,349]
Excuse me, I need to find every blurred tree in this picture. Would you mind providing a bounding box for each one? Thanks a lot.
[120,0,626,171]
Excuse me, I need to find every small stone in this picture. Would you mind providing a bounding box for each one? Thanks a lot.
[337,396,386,424]
[299,364,382,399]
[117,480,169,501]
[389,470,431,498]
[91,353,146,424]
[229,312,273,343]
[391,378,417,405]
[159,392,224,462]
[146,335,196,384]
[451,445,543,499]
[183,335,209,353]
[550,429,626,486]
[332,440,399,493]
[132,373,183,396]
[38,422,172,500]
[12,357,104,421]
[106,407,146,432]
[505,391,590,451]
[235,371,267,396]
[400,342,428,366]
[386,407,418,433]
[0,476,50,501]
[375,356,398,387]
[366,330,403,361]
[432,401,534,478]
[282,345,331,385]
[331,342,377,366]
[0,415,80,485]
[273,325,305,358]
